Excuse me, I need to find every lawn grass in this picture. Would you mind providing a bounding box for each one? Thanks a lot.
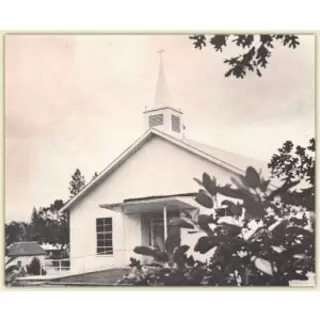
[50,268,130,286]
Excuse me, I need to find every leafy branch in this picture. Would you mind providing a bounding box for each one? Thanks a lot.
[189,34,300,78]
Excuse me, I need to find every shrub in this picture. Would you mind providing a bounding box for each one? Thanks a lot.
[26,257,47,275]
[117,166,315,286]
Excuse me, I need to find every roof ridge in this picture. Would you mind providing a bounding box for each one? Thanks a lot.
[59,127,276,213]
[152,129,252,174]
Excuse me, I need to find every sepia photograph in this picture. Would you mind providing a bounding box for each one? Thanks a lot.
[4,33,315,287]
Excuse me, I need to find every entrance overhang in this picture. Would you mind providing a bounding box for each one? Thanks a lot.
[99,194,198,215]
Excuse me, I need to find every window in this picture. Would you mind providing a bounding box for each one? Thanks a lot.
[149,114,164,127]
[96,218,113,255]
[171,115,180,132]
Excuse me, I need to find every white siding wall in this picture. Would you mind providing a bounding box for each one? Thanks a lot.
[69,136,238,273]
[69,207,126,273]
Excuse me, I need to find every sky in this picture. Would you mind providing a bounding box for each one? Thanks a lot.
[5,34,315,222]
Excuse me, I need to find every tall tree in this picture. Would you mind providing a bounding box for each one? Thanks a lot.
[30,207,46,243]
[189,34,300,78]
[30,207,38,224]
[69,168,86,198]
[49,199,69,248]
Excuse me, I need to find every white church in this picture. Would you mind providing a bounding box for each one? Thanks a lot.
[59,52,270,274]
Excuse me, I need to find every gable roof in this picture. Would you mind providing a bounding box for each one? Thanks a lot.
[59,128,274,213]
[182,137,270,178]
[7,241,46,257]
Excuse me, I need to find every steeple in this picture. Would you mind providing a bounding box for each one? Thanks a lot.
[154,49,171,108]
[143,50,185,139]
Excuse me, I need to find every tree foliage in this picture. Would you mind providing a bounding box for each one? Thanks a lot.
[189,34,300,78]
[5,221,30,247]
[5,199,69,249]
[36,199,69,246]
[69,168,86,198]
[268,138,315,211]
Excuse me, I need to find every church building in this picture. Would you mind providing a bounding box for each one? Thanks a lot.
[59,52,269,274]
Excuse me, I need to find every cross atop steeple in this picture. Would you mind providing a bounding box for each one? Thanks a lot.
[154,49,171,108]
[156,48,165,58]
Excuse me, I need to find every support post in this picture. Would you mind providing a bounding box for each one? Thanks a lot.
[163,206,168,240]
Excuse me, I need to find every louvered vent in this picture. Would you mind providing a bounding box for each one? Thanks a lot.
[171,114,180,132]
[149,113,164,127]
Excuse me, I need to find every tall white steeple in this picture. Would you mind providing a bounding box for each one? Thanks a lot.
[154,49,171,108]
[144,50,185,139]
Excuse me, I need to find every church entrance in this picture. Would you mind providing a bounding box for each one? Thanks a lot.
[148,210,180,250]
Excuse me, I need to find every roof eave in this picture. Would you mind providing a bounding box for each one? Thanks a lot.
[8,253,46,257]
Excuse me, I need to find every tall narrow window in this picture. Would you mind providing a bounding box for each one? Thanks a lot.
[96,218,113,255]
[171,115,180,132]
[149,114,164,127]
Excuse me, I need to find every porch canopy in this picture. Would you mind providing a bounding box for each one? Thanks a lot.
[99,193,197,215]
[99,193,198,239]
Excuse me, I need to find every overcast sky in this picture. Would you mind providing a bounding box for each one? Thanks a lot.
[5,34,315,222]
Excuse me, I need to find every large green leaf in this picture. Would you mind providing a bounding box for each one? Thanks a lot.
[238,174,251,188]
[155,251,170,262]
[270,220,288,239]
[245,167,261,189]
[246,226,265,242]
[194,236,222,253]
[259,178,270,192]
[221,200,243,217]
[168,217,195,229]
[254,257,274,276]
[231,177,247,190]
[220,222,242,237]
[202,173,217,196]
[197,214,215,235]
[243,197,266,220]
[217,185,248,200]
[286,242,314,257]
[286,226,313,237]
[195,189,213,208]
[134,246,158,258]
